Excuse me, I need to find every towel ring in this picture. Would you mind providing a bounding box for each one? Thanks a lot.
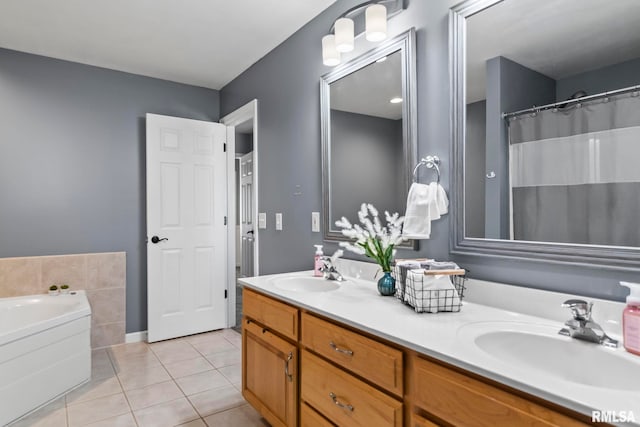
[412,155,441,183]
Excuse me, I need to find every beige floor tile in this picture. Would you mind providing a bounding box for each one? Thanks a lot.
[118,364,172,391]
[191,338,235,355]
[110,351,161,374]
[67,393,131,427]
[92,349,116,380]
[177,418,207,427]
[175,370,232,396]
[133,397,200,427]
[225,334,242,348]
[109,341,153,357]
[188,385,245,418]
[217,363,242,385]
[232,382,242,392]
[164,356,214,379]
[220,329,241,340]
[185,330,225,345]
[66,376,123,405]
[204,349,241,368]
[125,380,185,410]
[149,338,190,353]
[10,397,67,427]
[203,404,267,427]
[84,412,137,427]
[154,343,202,365]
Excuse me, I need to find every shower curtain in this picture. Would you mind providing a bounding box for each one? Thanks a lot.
[508,92,640,247]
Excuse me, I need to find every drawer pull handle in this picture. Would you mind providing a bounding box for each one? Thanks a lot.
[329,392,354,412]
[284,352,293,382]
[329,341,354,356]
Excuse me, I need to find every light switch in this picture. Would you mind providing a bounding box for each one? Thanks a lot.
[258,212,267,229]
[275,213,283,230]
[311,212,320,232]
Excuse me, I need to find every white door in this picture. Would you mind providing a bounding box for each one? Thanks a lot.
[146,113,228,342]
[239,152,254,277]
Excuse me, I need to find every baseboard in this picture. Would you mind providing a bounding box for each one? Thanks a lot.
[125,331,148,343]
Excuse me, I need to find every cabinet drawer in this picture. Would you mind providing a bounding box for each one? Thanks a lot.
[410,412,440,427]
[301,350,402,427]
[301,313,403,396]
[412,356,588,427]
[301,402,335,427]
[243,288,298,341]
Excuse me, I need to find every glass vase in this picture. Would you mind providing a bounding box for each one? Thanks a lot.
[377,271,396,296]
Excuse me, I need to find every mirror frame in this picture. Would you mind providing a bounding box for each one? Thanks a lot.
[449,0,640,270]
[321,28,417,247]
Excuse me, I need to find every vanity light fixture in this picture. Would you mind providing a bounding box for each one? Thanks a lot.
[365,4,387,42]
[390,97,403,104]
[323,0,404,67]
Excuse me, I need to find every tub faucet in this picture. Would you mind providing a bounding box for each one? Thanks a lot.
[558,299,618,348]
[319,250,345,282]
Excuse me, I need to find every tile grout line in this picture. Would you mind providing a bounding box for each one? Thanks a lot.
[107,344,141,427]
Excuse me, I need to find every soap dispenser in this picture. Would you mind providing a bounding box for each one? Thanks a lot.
[620,282,640,356]
[314,245,324,277]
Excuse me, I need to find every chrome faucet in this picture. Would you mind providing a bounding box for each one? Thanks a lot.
[318,250,345,282]
[558,299,618,348]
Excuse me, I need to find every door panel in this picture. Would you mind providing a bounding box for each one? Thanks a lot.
[147,113,228,342]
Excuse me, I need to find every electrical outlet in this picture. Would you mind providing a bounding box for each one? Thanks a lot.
[275,213,283,230]
[258,213,267,229]
[311,212,320,232]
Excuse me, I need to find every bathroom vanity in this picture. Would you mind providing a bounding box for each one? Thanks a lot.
[239,271,638,426]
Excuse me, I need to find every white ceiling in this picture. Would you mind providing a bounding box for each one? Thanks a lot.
[0,0,337,90]
[466,0,640,103]
[331,50,403,120]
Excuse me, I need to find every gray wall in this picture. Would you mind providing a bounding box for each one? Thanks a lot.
[557,57,640,101]
[484,56,556,239]
[221,0,637,303]
[331,110,404,223]
[465,100,486,238]
[0,48,220,333]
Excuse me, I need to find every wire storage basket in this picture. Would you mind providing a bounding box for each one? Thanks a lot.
[393,261,466,313]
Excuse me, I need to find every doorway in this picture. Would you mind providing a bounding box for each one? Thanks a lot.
[220,100,259,330]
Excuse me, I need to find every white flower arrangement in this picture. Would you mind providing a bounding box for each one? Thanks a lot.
[335,203,406,273]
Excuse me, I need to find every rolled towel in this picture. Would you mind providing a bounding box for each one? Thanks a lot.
[405,269,461,313]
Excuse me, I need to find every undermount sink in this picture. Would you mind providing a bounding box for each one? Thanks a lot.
[270,276,340,293]
[457,322,640,391]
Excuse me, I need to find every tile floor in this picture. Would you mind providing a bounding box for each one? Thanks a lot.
[11,329,269,427]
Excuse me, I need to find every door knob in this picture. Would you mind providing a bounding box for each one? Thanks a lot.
[150,236,168,244]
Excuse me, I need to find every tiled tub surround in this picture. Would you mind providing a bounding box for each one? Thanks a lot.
[8,329,264,427]
[1,292,91,426]
[240,269,640,424]
[0,252,126,348]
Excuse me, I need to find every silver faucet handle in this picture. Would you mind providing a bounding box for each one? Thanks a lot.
[561,299,592,321]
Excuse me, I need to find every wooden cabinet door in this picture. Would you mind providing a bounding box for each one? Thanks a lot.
[242,318,297,427]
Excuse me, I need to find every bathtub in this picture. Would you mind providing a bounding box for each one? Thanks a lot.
[0,291,91,426]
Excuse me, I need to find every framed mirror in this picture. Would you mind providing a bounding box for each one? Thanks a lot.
[321,28,417,246]
[450,0,640,268]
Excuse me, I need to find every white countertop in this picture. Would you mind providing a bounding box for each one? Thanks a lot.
[239,270,640,426]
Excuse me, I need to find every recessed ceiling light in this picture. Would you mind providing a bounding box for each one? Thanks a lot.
[390,97,403,104]
[376,56,387,63]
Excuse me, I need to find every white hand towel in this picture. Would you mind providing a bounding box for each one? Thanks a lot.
[435,183,449,215]
[402,183,436,239]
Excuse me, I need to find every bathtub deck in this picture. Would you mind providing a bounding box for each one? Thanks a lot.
[7,328,265,427]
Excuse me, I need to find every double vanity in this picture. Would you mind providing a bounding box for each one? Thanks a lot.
[239,269,640,427]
